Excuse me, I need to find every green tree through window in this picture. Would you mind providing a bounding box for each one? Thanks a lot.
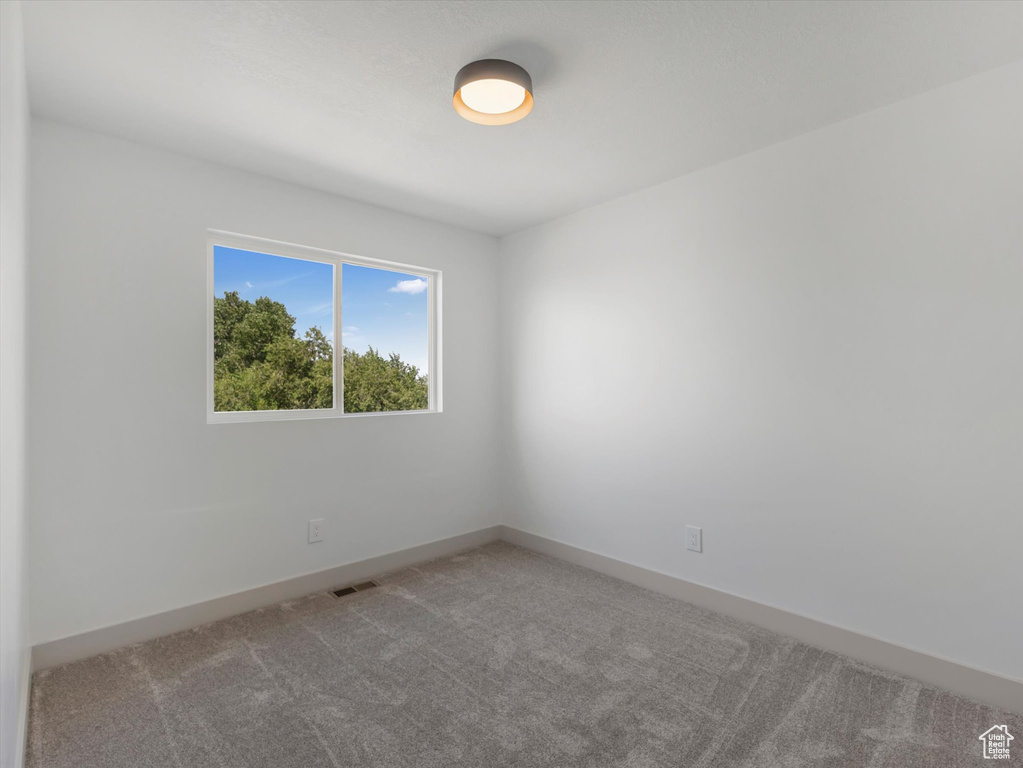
[213,291,428,413]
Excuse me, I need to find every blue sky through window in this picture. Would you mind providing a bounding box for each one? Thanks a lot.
[213,246,429,375]
[342,263,429,375]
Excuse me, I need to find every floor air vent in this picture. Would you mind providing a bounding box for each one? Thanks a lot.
[331,580,379,598]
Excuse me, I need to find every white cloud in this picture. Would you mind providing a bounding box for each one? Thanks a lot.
[388,278,428,295]
[341,325,359,338]
[264,271,313,288]
[244,281,254,289]
[305,301,332,315]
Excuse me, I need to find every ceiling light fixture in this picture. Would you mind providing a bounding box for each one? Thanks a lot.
[453,59,533,126]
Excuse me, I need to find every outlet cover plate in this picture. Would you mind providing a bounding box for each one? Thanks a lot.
[686,525,702,553]
[308,519,325,543]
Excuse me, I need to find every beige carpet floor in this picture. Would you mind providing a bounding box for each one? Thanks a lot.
[27,542,1020,767]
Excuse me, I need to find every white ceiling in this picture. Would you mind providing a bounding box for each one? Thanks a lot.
[22,0,1023,235]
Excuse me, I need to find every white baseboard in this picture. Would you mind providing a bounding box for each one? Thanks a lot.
[499,525,1023,714]
[30,523,1022,715]
[31,526,503,672]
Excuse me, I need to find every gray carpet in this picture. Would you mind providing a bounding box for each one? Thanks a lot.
[28,542,1020,767]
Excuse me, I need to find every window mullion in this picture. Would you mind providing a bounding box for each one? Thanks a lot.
[335,259,343,414]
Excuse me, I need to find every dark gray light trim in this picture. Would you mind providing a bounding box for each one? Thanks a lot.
[454,59,532,97]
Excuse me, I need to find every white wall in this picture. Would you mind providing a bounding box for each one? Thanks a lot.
[499,63,1023,680]
[1,1,32,765]
[28,120,501,646]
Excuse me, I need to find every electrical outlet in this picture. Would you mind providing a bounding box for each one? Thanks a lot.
[686,525,702,553]
[308,519,325,543]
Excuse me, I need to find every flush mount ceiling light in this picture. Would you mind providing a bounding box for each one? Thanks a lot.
[453,59,533,125]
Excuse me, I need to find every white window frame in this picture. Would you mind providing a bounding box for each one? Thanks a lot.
[207,230,442,424]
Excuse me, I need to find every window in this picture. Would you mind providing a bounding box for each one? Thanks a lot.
[207,232,440,423]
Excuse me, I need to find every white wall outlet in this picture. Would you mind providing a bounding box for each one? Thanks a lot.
[308,519,325,543]
[686,525,702,553]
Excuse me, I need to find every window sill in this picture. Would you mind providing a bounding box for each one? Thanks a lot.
[207,408,441,425]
